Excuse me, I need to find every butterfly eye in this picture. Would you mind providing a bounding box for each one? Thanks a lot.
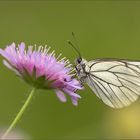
[77,57,82,63]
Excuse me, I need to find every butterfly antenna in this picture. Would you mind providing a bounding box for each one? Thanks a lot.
[67,40,82,59]
[71,32,80,52]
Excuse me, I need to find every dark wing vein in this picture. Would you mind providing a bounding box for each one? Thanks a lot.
[87,76,101,98]
[108,84,125,106]
[90,73,121,87]
[89,76,116,108]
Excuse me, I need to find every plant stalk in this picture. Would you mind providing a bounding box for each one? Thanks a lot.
[1,88,35,139]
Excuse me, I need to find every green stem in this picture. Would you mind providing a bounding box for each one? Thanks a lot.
[1,88,35,139]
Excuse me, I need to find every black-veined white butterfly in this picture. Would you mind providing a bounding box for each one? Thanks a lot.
[68,33,140,109]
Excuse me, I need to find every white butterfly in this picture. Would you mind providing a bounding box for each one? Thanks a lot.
[75,58,140,108]
[68,34,140,108]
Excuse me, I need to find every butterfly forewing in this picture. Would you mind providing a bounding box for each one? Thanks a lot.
[83,59,140,108]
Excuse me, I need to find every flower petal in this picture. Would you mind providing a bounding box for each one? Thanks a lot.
[19,42,25,55]
[71,96,78,106]
[3,60,20,76]
[63,88,81,98]
[55,90,67,102]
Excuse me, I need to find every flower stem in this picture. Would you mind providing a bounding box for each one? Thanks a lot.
[1,88,35,139]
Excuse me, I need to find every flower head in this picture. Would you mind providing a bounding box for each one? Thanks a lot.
[0,42,83,105]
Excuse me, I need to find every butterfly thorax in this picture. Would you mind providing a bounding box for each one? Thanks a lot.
[75,58,90,83]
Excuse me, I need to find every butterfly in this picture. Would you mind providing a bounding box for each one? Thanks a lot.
[68,33,140,109]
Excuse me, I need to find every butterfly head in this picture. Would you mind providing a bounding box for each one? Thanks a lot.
[75,57,87,65]
[76,57,82,64]
[67,34,88,81]
[75,58,88,83]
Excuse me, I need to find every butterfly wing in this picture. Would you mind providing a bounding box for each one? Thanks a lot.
[85,59,140,108]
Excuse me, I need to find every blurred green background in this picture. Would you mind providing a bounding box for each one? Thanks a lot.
[0,1,140,139]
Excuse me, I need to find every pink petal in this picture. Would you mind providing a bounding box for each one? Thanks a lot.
[0,48,9,59]
[19,42,25,55]
[55,90,67,102]
[3,60,20,76]
[71,97,78,106]
[63,88,81,98]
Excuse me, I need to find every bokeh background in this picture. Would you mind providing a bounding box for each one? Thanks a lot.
[0,1,140,139]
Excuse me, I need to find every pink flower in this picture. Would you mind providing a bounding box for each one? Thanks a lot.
[0,42,83,106]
